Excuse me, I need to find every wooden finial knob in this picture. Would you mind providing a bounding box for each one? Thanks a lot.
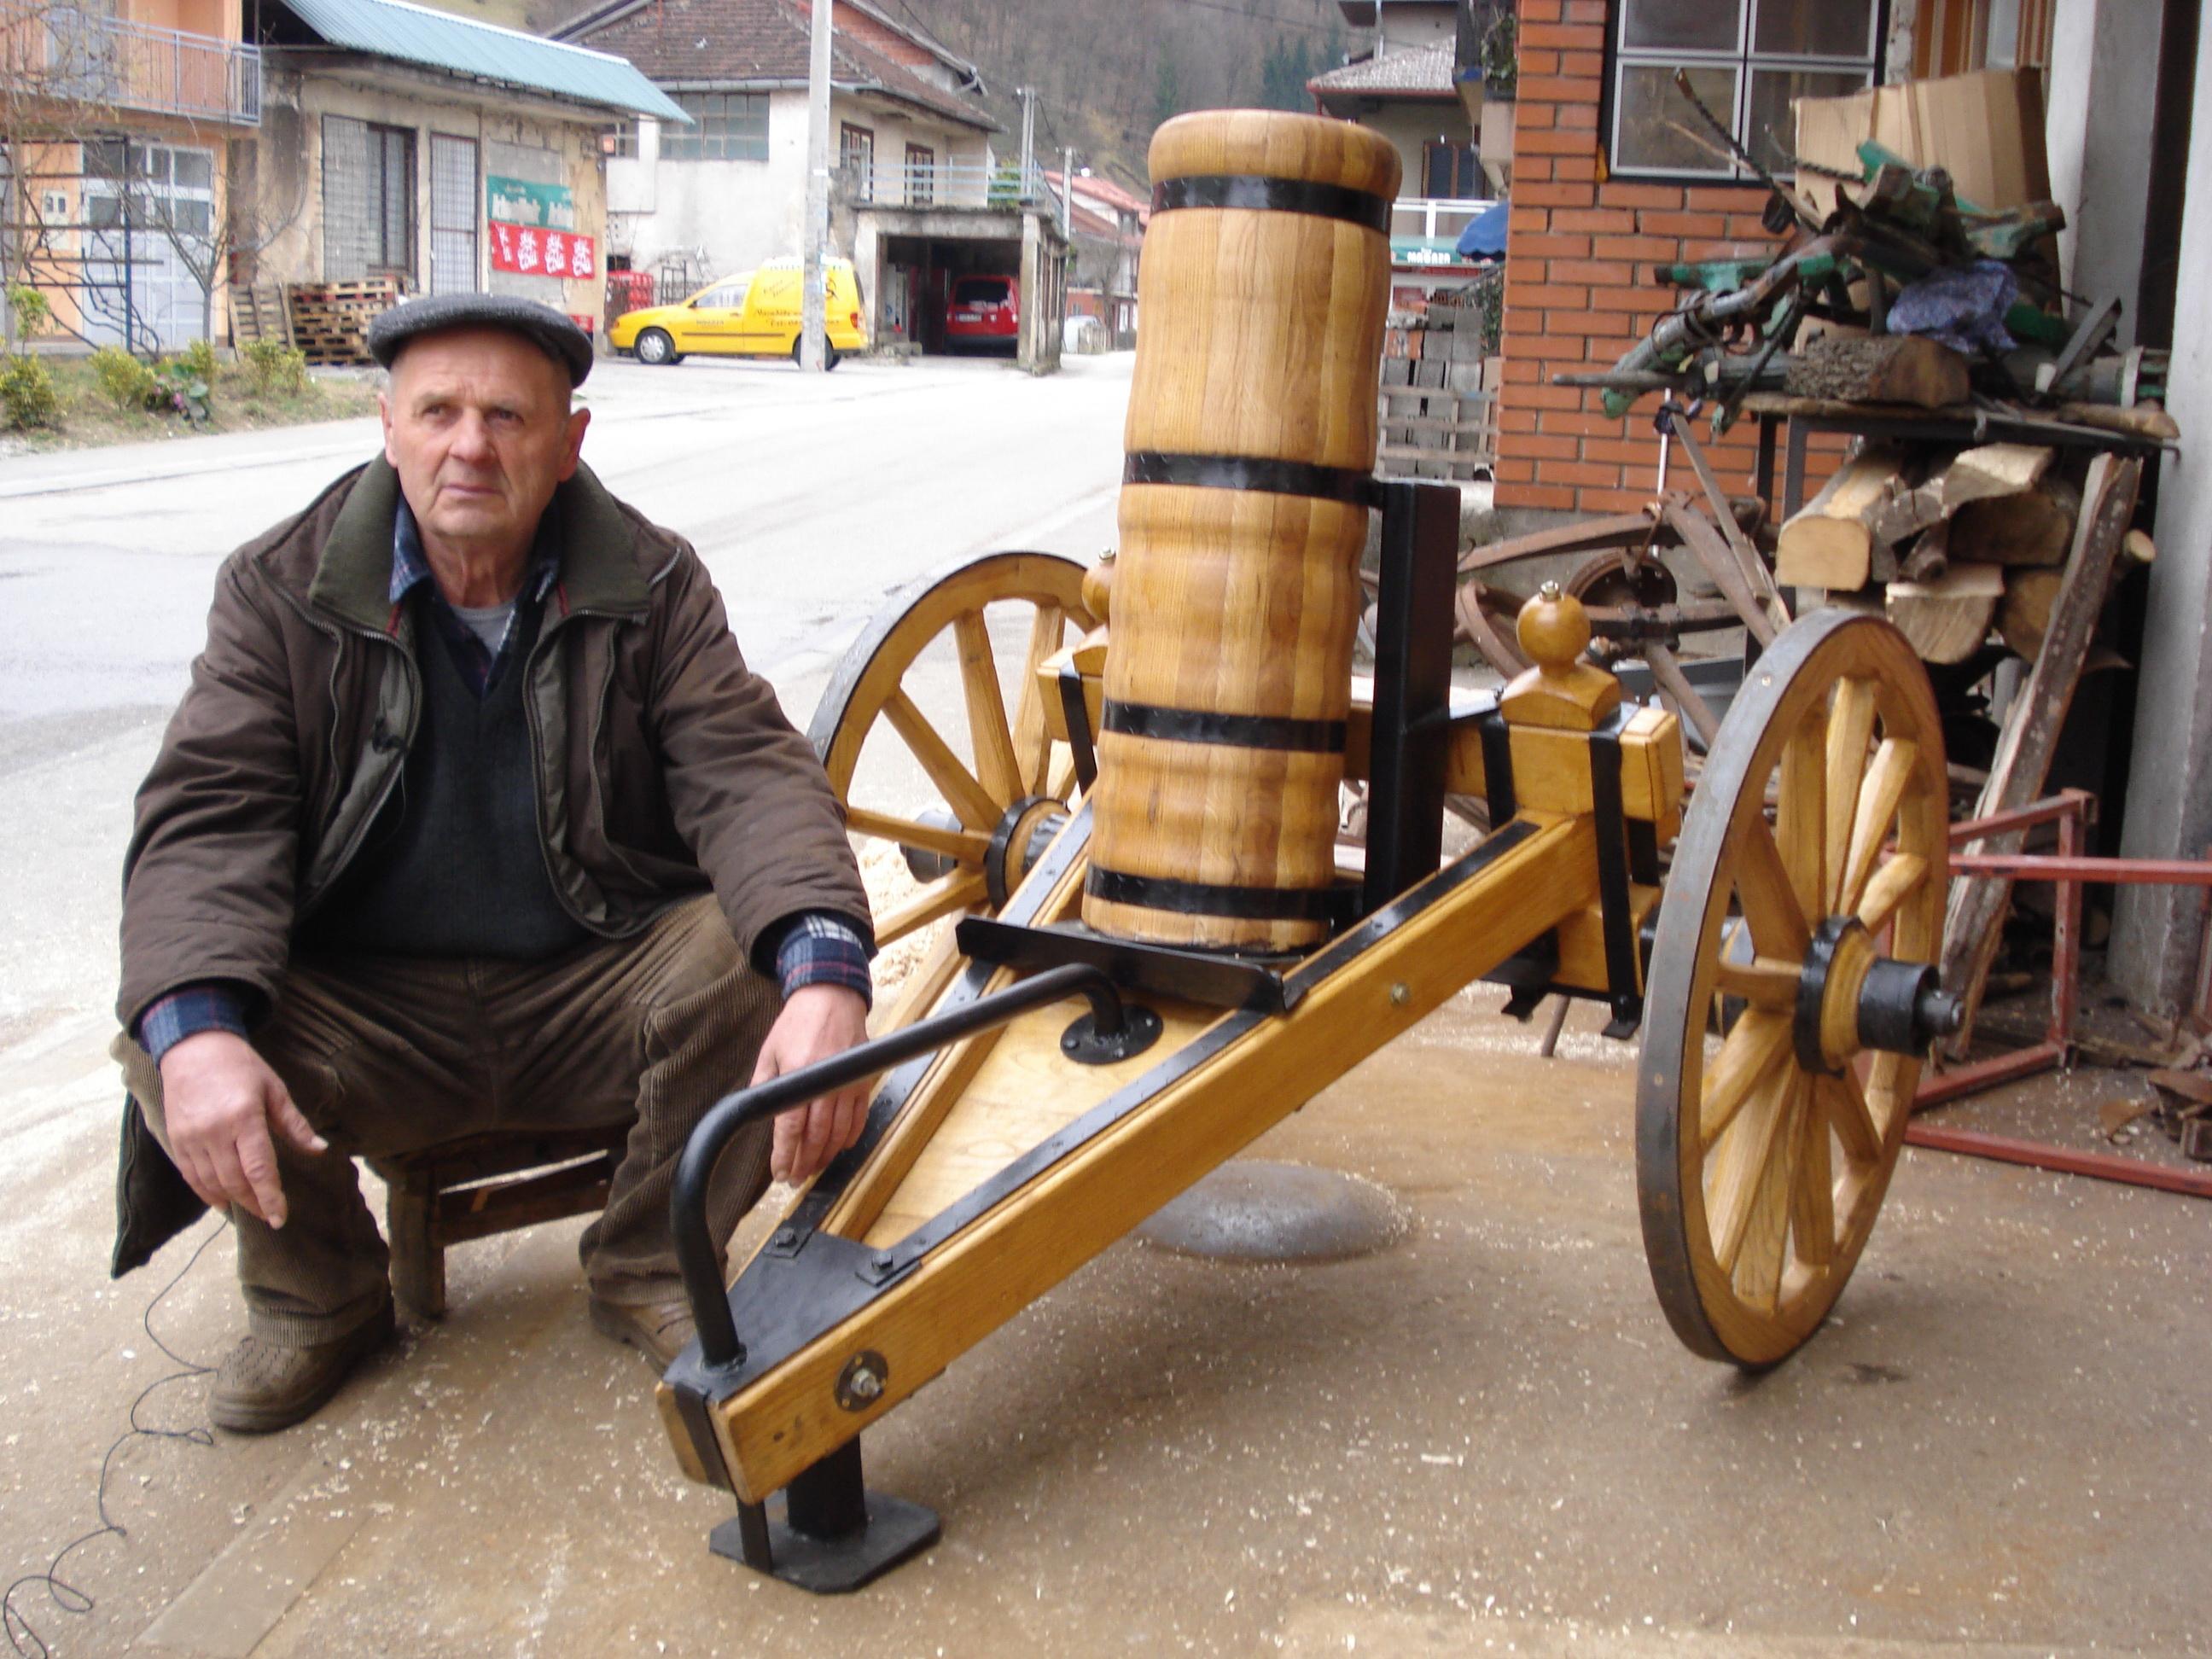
[1517,580,1591,672]
[1081,555,1114,622]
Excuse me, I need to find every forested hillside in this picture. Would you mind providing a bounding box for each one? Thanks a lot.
[906,0,1356,187]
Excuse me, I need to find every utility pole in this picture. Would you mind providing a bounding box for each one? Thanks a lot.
[800,0,831,371]
[1016,85,1036,200]
[1061,147,1074,237]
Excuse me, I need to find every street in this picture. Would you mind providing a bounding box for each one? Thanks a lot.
[0,352,1132,1049]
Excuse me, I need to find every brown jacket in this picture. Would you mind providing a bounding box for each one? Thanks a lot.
[113,457,868,1271]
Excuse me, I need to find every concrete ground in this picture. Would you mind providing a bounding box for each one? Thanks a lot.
[3,989,2203,1656]
[1,353,2205,1656]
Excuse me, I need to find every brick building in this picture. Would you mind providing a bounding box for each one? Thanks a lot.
[1490,0,2062,521]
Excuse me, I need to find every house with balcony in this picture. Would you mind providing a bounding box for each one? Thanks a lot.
[1308,0,1510,306]
[555,0,1068,369]
[2,0,265,351]
[1045,167,1144,346]
[237,0,681,333]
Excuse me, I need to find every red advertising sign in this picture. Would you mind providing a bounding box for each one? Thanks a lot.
[488,220,597,280]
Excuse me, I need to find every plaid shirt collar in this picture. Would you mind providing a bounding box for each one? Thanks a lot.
[392,497,563,697]
[390,496,563,610]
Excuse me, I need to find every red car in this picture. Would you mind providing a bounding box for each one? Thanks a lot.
[945,273,1019,352]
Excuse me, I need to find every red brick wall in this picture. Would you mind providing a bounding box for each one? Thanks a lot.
[1496,0,1787,515]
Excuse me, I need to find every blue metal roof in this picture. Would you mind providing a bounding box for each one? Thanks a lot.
[277,0,688,122]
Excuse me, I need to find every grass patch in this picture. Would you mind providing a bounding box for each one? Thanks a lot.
[1,350,379,451]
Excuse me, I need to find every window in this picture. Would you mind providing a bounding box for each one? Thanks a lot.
[840,122,875,201]
[662,92,768,161]
[1610,0,1878,178]
[323,116,415,280]
[1422,140,1480,198]
[601,120,637,159]
[905,142,934,206]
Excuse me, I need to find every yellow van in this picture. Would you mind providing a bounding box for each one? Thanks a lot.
[609,256,869,367]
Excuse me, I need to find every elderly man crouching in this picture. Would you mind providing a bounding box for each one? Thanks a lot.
[110,295,875,1432]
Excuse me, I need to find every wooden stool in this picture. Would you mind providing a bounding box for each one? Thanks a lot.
[370,1125,627,1320]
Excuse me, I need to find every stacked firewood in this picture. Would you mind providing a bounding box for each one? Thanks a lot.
[1773,428,2152,669]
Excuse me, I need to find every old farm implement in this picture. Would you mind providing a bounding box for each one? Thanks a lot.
[655,113,1963,1592]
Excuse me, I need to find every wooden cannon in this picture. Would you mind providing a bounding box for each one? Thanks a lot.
[655,112,1961,1593]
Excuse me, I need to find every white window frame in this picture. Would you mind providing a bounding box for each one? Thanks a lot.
[1609,0,1882,181]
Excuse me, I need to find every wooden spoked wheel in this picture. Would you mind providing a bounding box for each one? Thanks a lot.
[1637,611,1949,1368]
[807,550,1098,946]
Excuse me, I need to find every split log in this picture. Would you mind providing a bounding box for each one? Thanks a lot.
[1774,446,1914,591]
[1947,476,2079,567]
[2055,400,2180,442]
[1901,518,1949,582]
[1884,563,2004,663]
[1941,452,2145,1058]
[1782,333,1971,407]
[1888,445,2056,546]
[1995,567,2062,660]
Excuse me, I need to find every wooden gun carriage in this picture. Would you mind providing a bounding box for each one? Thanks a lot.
[653,112,1963,1594]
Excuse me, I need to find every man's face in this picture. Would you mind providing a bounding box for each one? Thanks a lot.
[379,329,589,557]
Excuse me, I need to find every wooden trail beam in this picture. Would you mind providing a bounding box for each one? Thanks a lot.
[1941,452,2144,1056]
[1666,417,1791,639]
[693,813,1602,1503]
[1662,499,1780,647]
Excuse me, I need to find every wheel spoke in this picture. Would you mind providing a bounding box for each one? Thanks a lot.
[1700,1011,1790,1150]
[872,868,989,946]
[953,612,1023,806]
[1731,1076,1803,1310]
[1010,603,1068,795]
[883,688,1002,830]
[841,806,991,865]
[1790,1085,1835,1269]
[1777,710,1828,924]
[1709,1063,1794,1273]
[1854,852,1928,936]
[1823,678,1878,910]
[1731,818,1812,958]
[1713,954,1801,1010]
[1819,1068,1882,1167]
[1841,738,1918,914]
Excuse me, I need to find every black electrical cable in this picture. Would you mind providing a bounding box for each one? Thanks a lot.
[3,1218,228,1659]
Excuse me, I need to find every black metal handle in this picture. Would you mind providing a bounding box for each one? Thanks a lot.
[672,963,1128,1372]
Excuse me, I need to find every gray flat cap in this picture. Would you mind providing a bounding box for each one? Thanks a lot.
[368,293,594,387]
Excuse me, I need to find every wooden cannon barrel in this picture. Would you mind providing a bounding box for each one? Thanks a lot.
[1082,110,1401,952]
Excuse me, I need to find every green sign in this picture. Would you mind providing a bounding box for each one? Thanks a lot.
[486,175,576,231]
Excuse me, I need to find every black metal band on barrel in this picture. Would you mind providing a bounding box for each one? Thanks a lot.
[1102,699,1346,753]
[1124,451,1381,508]
[1086,865,1342,922]
[1150,173,1394,235]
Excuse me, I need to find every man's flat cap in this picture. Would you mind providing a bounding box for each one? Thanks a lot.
[369,293,594,387]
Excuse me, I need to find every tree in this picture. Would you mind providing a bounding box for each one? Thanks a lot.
[1150,54,1184,135]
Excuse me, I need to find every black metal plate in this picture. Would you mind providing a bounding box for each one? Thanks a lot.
[709,1492,941,1595]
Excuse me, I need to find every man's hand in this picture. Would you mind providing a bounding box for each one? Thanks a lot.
[752,984,873,1185]
[156,1030,327,1228]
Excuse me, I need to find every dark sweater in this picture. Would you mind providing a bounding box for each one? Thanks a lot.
[301,595,588,958]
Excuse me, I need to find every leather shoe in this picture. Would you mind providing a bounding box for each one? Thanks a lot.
[209,1300,396,1434]
[589,1293,697,1368]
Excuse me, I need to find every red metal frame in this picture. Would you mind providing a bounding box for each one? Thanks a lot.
[1908,790,2212,1199]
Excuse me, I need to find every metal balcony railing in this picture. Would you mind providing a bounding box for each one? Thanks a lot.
[1389,195,1497,265]
[33,7,261,125]
[838,159,1061,216]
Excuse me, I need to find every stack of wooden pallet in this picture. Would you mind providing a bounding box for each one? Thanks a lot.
[227,282,292,349]
[286,278,404,365]
[1377,292,1499,484]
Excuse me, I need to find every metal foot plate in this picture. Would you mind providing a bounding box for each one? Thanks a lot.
[707,1491,941,1594]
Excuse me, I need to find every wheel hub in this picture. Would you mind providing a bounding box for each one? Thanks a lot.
[896,796,1068,909]
[1791,917,1964,1074]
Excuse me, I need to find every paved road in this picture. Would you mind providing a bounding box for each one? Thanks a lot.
[0,351,1132,1044]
